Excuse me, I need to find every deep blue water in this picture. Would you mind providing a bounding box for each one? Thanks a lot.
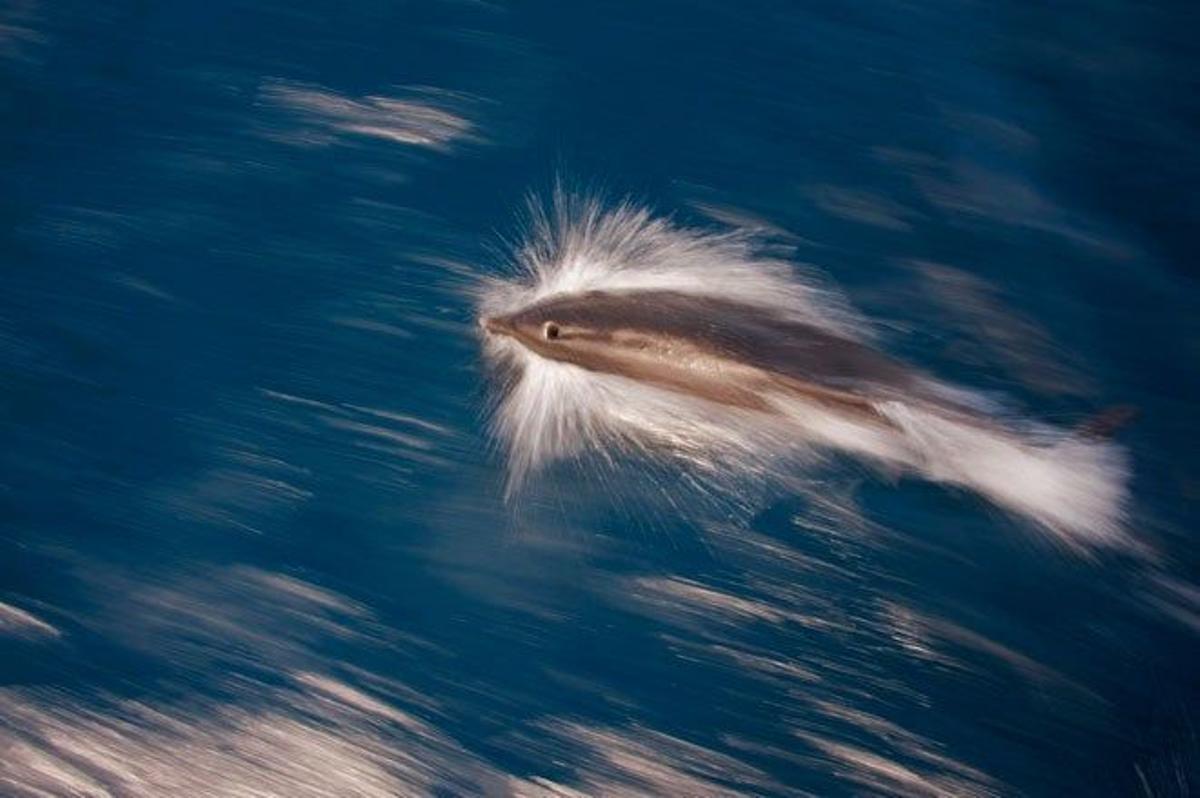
[1,2,1198,795]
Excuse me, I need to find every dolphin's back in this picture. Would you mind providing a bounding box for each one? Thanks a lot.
[573,290,924,401]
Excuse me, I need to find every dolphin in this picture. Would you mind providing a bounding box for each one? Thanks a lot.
[481,287,1136,545]
[481,289,972,427]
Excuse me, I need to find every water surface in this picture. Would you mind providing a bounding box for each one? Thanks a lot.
[1,1,1198,795]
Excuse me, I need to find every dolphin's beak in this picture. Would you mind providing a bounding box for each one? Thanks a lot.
[480,315,513,337]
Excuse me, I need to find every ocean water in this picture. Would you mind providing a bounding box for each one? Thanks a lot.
[1,2,1198,796]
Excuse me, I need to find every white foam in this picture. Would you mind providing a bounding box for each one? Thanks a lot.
[479,191,864,339]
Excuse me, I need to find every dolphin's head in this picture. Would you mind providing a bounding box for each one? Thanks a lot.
[480,292,614,367]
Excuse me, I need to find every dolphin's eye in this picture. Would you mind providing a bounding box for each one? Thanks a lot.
[543,322,560,341]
